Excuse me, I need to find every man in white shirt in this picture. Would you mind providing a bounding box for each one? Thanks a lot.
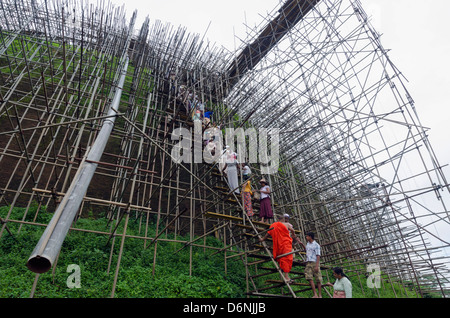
[299,232,323,298]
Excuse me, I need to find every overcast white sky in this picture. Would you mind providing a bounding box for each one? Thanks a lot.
[364,0,450,176]
[108,0,450,174]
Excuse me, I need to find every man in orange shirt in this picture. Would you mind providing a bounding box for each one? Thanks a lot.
[259,214,302,283]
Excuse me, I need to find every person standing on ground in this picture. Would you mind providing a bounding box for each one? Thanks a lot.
[325,267,352,298]
[259,214,302,283]
[241,163,252,180]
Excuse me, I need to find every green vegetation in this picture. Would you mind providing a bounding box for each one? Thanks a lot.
[0,205,246,298]
[0,205,432,298]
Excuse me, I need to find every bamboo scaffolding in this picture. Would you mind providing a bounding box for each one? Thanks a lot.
[0,0,449,299]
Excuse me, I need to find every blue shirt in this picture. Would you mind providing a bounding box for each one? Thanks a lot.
[306,240,321,262]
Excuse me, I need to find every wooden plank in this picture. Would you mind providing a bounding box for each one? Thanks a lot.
[204,211,243,222]
[266,279,311,287]
[204,212,271,228]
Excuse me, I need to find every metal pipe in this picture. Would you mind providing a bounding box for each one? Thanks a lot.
[26,57,129,273]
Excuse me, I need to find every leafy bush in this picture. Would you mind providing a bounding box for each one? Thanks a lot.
[0,206,246,298]
[1,205,426,298]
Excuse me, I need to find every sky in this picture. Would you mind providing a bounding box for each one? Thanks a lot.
[363,0,450,177]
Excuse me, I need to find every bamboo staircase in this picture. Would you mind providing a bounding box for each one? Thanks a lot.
[164,96,329,298]
[205,173,332,298]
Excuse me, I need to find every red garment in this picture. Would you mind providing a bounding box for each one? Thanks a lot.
[268,222,293,273]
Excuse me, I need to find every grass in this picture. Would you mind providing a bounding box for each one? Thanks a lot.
[0,205,433,298]
[0,205,246,298]
[0,204,440,298]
